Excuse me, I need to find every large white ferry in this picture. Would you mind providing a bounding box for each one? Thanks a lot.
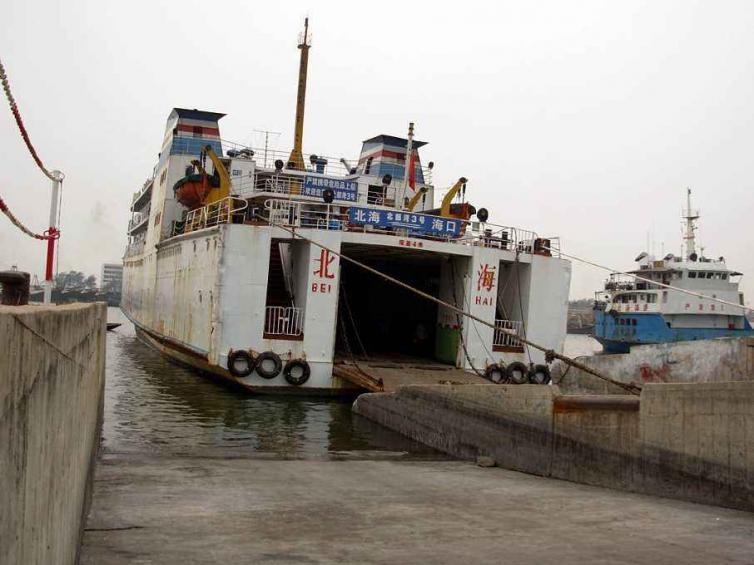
[593,190,752,353]
[121,20,571,393]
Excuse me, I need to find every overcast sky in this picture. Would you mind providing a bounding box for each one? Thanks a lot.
[1,0,752,302]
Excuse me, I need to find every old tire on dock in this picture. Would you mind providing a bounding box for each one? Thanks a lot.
[256,351,283,379]
[284,360,311,386]
[484,363,508,384]
[528,364,551,385]
[506,362,529,384]
[227,350,256,378]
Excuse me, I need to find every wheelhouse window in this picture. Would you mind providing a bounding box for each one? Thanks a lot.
[688,272,696,279]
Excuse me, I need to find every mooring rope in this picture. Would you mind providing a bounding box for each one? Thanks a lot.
[0,58,56,181]
[0,194,58,240]
[254,213,641,394]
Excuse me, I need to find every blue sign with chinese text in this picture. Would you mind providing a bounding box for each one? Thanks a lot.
[303,176,358,202]
[347,207,462,238]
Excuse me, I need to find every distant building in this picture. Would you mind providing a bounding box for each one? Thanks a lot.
[100,263,123,292]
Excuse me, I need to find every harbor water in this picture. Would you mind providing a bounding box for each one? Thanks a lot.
[104,308,600,457]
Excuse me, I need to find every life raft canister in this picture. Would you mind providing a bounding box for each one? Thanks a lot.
[506,361,529,385]
[227,350,255,378]
[255,351,283,379]
[528,364,551,385]
[283,359,311,386]
[484,363,508,384]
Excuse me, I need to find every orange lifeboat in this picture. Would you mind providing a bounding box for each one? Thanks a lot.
[173,173,217,210]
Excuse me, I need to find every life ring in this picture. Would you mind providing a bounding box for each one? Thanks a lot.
[227,350,255,378]
[506,361,529,384]
[255,351,282,379]
[484,363,508,384]
[528,364,551,385]
[284,359,311,386]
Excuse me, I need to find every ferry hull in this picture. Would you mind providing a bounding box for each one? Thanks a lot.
[593,310,754,353]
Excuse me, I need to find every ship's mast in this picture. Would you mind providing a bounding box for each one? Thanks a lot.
[683,187,699,260]
[288,17,311,171]
[400,122,415,208]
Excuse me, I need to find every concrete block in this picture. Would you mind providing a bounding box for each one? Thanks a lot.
[0,303,106,565]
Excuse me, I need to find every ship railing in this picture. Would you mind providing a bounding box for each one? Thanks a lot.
[470,224,541,253]
[128,209,150,234]
[219,140,434,180]
[124,239,146,258]
[264,306,303,338]
[493,319,524,349]
[182,197,249,234]
[260,198,552,250]
[232,170,429,209]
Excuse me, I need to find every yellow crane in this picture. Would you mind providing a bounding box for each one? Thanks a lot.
[440,177,468,217]
[406,186,428,212]
[199,145,231,205]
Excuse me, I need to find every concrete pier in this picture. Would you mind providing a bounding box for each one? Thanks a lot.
[1,303,106,565]
[553,336,754,394]
[353,383,754,512]
[81,453,754,564]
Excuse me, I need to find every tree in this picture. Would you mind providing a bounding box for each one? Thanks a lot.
[54,271,85,290]
[84,275,97,289]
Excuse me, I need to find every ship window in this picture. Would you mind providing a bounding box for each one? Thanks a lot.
[707,272,714,279]
[364,157,373,175]
[632,319,637,326]
[688,272,696,279]
[193,126,202,136]
[721,274,728,280]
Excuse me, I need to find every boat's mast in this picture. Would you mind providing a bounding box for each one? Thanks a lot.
[400,122,415,208]
[288,17,311,171]
[683,187,699,259]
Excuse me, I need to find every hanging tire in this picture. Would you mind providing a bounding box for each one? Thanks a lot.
[484,363,508,384]
[528,364,551,385]
[284,359,311,386]
[255,351,282,379]
[506,361,529,384]
[227,350,255,378]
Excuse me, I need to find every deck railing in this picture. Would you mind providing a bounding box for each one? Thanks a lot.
[180,197,249,235]
[264,306,303,338]
[493,319,524,349]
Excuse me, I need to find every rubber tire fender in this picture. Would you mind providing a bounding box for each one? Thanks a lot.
[255,351,283,379]
[284,359,311,386]
[484,363,508,384]
[528,364,551,385]
[506,361,529,385]
[227,350,255,378]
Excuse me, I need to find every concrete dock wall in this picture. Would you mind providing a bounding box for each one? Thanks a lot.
[1,303,106,565]
[553,337,754,394]
[353,382,754,511]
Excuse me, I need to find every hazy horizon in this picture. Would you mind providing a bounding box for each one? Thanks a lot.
[1,0,752,302]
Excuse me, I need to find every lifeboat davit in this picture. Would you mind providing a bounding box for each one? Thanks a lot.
[173,174,217,209]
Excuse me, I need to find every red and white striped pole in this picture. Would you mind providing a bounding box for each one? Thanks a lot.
[43,170,63,304]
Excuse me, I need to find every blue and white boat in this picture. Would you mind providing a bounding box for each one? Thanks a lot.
[593,190,753,353]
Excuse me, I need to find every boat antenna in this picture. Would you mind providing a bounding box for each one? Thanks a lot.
[683,187,699,260]
[288,17,311,171]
